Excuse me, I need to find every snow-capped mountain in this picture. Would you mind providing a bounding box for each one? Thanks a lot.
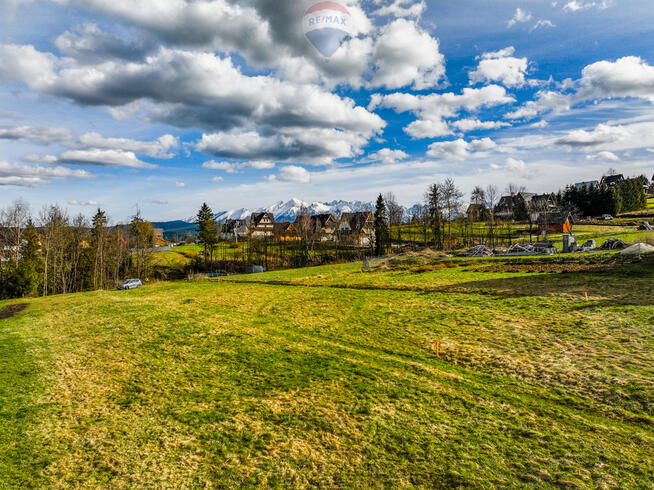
[213,198,377,223]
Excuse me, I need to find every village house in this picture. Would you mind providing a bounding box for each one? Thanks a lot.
[249,213,275,239]
[220,219,249,241]
[274,222,301,242]
[494,195,516,220]
[538,211,573,234]
[337,212,375,246]
[495,192,556,221]
[574,181,600,190]
[465,204,488,222]
[309,214,338,241]
[600,174,624,188]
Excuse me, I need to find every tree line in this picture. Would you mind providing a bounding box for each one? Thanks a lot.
[0,200,156,300]
[560,176,648,217]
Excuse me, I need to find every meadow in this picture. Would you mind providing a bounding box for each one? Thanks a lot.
[1,251,653,487]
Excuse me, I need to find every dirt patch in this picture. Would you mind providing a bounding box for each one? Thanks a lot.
[0,303,29,320]
[469,263,620,274]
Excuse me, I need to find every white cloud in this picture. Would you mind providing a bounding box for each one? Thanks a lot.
[372,0,426,18]
[175,182,186,188]
[586,151,620,161]
[0,160,94,187]
[68,199,98,206]
[578,56,654,103]
[0,125,72,144]
[531,20,556,31]
[556,124,628,147]
[507,8,532,27]
[470,47,528,88]
[451,119,511,132]
[370,19,445,90]
[372,85,514,139]
[58,149,156,168]
[366,148,409,164]
[505,90,571,120]
[563,1,610,12]
[76,132,178,158]
[268,165,311,183]
[210,176,224,183]
[427,138,497,161]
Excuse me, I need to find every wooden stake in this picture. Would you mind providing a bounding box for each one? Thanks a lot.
[433,341,440,357]
[584,292,589,301]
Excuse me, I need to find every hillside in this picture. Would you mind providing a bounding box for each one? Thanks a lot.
[1,253,653,487]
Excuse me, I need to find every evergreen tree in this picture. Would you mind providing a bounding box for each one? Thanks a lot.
[196,203,219,271]
[426,184,443,249]
[91,208,107,290]
[374,194,389,257]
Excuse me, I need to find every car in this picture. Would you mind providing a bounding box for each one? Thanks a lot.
[600,214,614,221]
[117,279,142,290]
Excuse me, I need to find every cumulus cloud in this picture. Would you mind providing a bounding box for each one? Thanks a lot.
[427,138,497,161]
[586,151,620,161]
[371,85,514,138]
[0,125,72,144]
[202,159,276,174]
[56,149,156,168]
[491,157,530,177]
[369,19,445,90]
[450,119,511,132]
[531,20,556,31]
[55,24,156,63]
[0,160,94,187]
[507,8,532,27]
[578,56,654,103]
[366,148,409,164]
[76,132,178,158]
[470,47,528,88]
[372,0,426,19]
[504,90,571,120]
[268,165,311,183]
[555,124,628,147]
[562,1,610,12]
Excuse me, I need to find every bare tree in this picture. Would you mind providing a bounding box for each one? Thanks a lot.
[0,199,30,266]
[441,178,464,249]
[505,183,526,196]
[384,192,404,244]
[485,185,500,248]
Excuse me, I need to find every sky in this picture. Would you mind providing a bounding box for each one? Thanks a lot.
[1,0,654,222]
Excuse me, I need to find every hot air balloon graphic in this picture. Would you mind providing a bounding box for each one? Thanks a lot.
[303,1,351,58]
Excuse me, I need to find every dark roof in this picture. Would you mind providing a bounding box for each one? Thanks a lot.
[601,174,624,186]
[312,214,337,227]
[250,212,274,226]
[274,222,296,233]
[341,212,373,233]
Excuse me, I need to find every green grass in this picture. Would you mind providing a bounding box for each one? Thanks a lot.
[648,197,654,209]
[1,253,653,487]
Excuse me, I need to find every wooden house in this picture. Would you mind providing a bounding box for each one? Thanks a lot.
[274,222,301,242]
[538,211,573,234]
[250,213,275,239]
[466,204,488,222]
[220,219,249,241]
[310,214,338,241]
[337,212,375,246]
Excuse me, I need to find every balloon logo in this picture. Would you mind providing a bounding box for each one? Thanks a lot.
[303,1,351,58]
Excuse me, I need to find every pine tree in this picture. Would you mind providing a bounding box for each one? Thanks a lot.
[196,203,218,271]
[374,194,389,257]
[91,208,107,290]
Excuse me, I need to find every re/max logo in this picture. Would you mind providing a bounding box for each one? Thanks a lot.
[307,15,348,27]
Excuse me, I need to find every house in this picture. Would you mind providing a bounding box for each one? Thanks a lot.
[494,195,516,219]
[274,222,301,242]
[466,204,488,222]
[538,211,573,234]
[220,219,249,241]
[309,214,338,241]
[249,212,275,239]
[601,174,624,188]
[574,181,600,190]
[337,212,375,246]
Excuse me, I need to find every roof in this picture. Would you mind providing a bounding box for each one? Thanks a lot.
[250,212,274,226]
[312,214,337,227]
[222,219,248,233]
[601,174,624,186]
[341,211,373,233]
[274,222,296,233]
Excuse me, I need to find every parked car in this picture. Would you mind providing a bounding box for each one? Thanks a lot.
[600,214,614,221]
[117,279,142,290]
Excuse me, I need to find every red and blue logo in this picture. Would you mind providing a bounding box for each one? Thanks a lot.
[303,1,351,58]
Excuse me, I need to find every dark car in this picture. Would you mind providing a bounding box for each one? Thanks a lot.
[117,279,142,290]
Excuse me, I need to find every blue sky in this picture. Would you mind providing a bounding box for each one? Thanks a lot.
[1,0,653,221]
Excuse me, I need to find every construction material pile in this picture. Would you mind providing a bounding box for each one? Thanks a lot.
[638,221,653,231]
[465,245,493,257]
[620,243,654,255]
[598,238,628,250]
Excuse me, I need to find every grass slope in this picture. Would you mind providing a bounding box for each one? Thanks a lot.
[1,254,653,487]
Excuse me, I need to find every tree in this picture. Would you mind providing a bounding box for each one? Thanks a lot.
[0,199,29,266]
[441,178,463,248]
[426,184,443,249]
[485,185,499,248]
[505,183,525,196]
[91,209,108,290]
[130,212,155,280]
[197,203,218,271]
[384,192,404,243]
[471,186,486,206]
[374,194,389,256]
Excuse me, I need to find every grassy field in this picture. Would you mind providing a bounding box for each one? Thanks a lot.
[2,252,653,487]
